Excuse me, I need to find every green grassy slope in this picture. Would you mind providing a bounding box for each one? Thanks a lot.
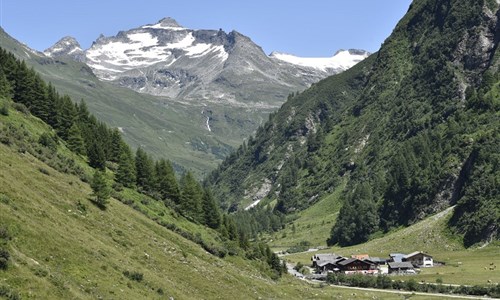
[267,182,345,249]
[0,98,461,300]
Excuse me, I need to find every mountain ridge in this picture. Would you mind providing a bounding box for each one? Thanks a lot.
[45,17,369,108]
[207,0,500,247]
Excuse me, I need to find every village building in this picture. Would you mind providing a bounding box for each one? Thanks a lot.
[367,257,387,265]
[388,261,416,274]
[351,254,370,260]
[311,253,343,268]
[389,253,406,263]
[315,260,340,273]
[310,251,433,276]
[337,258,378,275]
[403,251,433,267]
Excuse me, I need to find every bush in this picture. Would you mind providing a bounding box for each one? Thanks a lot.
[0,194,10,205]
[38,167,50,175]
[123,270,143,282]
[11,102,30,115]
[0,226,10,240]
[0,248,10,270]
[38,132,57,152]
[0,285,21,300]
[0,102,9,116]
[34,267,48,277]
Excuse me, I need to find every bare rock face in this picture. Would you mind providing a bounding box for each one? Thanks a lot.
[453,5,500,87]
[44,36,85,62]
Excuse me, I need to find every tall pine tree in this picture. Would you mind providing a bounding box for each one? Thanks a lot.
[179,172,203,223]
[66,123,86,155]
[202,188,221,229]
[135,147,155,193]
[116,141,136,188]
[91,170,111,209]
[154,159,180,203]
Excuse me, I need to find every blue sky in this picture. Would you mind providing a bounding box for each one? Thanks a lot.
[1,0,412,57]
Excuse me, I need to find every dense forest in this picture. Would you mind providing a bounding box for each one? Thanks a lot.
[207,0,499,247]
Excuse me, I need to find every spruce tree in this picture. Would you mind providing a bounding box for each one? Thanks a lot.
[328,182,379,246]
[55,95,77,140]
[179,172,203,222]
[155,159,180,203]
[109,128,122,163]
[0,70,12,99]
[202,188,221,229]
[222,215,238,241]
[135,147,155,192]
[91,170,111,208]
[116,142,136,188]
[88,141,106,170]
[66,123,86,155]
[45,84,59,128]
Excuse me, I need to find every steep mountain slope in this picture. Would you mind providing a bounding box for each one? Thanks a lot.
[0,100,298,299]
[208,0,500,246]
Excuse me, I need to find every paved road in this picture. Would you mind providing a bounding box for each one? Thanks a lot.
[328,284,497,300]
[286,262,305,279]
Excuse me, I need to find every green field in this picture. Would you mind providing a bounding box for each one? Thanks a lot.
[280,205,500,287]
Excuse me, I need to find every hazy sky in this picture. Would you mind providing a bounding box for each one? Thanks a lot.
[1,0,413,57]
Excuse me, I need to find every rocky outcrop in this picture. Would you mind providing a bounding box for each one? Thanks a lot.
[44,36,85,62]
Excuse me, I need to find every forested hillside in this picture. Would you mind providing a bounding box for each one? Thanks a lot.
[207,0,500,247]
[0,46,302,298]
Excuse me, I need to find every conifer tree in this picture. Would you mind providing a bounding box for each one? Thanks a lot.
[88,141,106,170]
[76,99,90,122]
[154,159,180,203]
[179,172,203,222]
[116,142,136,188]
[55,95,77,140]
[109,128,122,163]
[0,70,12,99]
[66,123,86,155]
[202,188,221,229]
[29,75,50,122]
[135,147,155,192]
[222,215,238,241]
[328,182,379,246]
[91,169,111,208]
[45,84,59,127]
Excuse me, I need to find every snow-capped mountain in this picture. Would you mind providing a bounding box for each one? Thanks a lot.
[45,17,369,108]
[270,49,370,73]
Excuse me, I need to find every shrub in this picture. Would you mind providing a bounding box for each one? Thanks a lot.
[123,270,143,282]
[0,285,21,300]
[0,194,10,205]
[38,132,57,152]
[34,268,48,277]
[38,167,50,175]
[0,102,9,116]
[11,102,30,115]
[0,248,10,270]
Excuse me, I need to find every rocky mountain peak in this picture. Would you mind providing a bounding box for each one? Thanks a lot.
[141,17,185,30]
[44,36,85,62]
[158,17,183,28]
